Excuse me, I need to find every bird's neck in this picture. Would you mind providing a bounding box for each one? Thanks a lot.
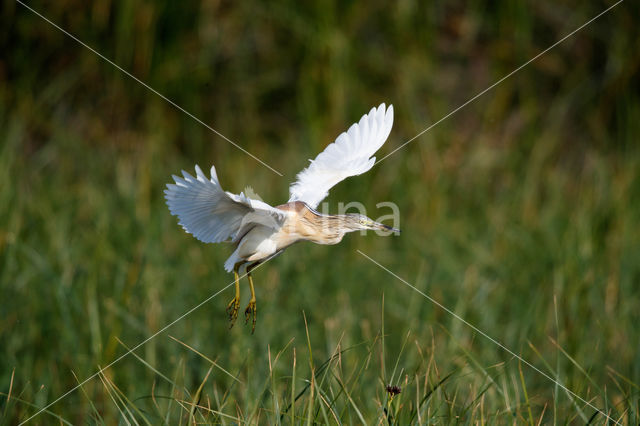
[296,212,352,245]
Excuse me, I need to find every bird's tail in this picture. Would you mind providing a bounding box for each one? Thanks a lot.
[224,248,242,273]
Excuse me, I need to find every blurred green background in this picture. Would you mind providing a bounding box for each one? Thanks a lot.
[2,0,639,424]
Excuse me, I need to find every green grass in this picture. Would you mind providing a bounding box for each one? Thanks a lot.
[2,0,640,424]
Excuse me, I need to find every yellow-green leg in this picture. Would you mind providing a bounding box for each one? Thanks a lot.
[226,267,241,328]
[244,271,257,333]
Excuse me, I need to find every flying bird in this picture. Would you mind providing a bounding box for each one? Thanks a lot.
[165,104,399,332]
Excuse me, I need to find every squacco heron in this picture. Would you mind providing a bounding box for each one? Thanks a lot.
[165,103,399,332]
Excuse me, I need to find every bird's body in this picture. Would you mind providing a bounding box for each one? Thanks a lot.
[225,202,346,273]
[165,104,399,332]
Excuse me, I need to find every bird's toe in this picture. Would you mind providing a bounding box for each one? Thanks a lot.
[244,301,257,333]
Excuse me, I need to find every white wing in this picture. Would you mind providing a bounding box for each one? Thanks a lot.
[288,103,394,209]
[165,165,286,243]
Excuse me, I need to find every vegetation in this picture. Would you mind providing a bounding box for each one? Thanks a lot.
[1,0,639,423]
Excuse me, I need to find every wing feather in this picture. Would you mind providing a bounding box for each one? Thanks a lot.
[165,165,285,243]
[288,103,393,208]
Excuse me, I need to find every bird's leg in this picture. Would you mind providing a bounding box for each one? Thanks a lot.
[226,266,241,328]
[244,269,257,334]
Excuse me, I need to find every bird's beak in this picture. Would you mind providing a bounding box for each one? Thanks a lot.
[373,221,401,234]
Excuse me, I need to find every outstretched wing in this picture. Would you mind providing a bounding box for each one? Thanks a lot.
[288,103,394,209]
[165,165,286,243]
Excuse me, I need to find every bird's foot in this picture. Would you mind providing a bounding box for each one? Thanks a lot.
[244,300,257,334]
[226,296,240,328]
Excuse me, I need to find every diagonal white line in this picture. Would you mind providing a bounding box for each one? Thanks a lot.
[357,250,619,425]
[18,260,272,425]
[15,0,283,177]
[374,0,624,166]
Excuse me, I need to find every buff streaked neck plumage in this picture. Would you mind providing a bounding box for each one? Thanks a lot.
[276,201,370,245]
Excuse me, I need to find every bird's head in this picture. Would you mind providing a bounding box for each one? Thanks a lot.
[344,213,400,234]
